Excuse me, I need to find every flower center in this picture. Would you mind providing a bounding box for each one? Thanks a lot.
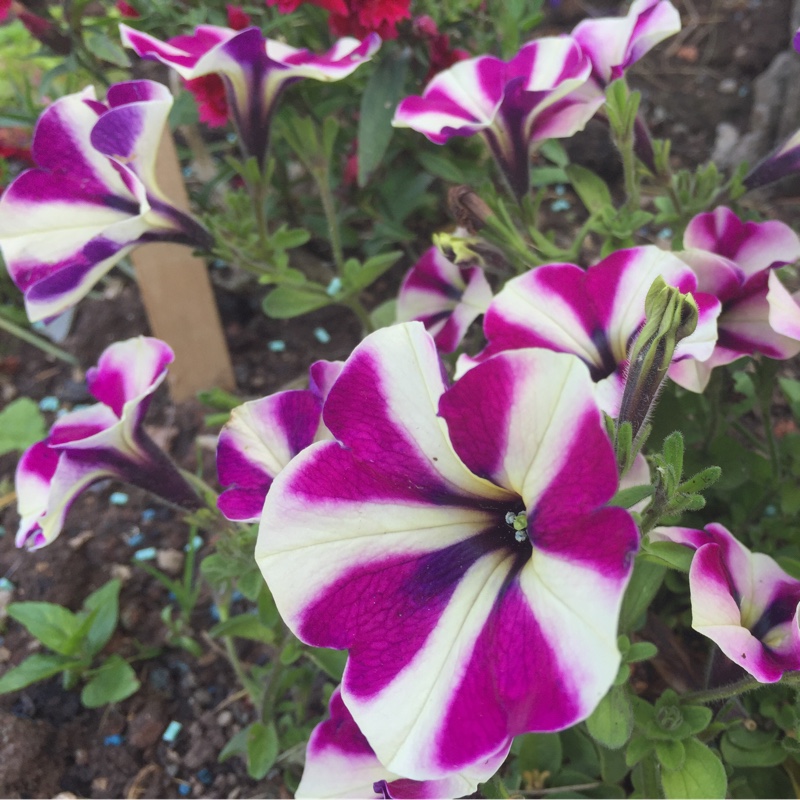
[505,509,529,543]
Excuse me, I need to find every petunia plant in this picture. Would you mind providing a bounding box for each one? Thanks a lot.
[6,2,800,799]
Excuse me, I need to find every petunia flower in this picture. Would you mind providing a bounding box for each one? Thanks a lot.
[395,246,493,353]
[458,246,720,415]
[298,686,509,798]
[651,524,800,683]
[268,0,410,40]
[216,360,342,522]
[0,81,212,323]
[572,0,681,89]
[669,207,800,392]
[256,322,639,779]
[743,128,800,191]
[15,337,201,550]
[393,36,602,199]
[121,23,380,167]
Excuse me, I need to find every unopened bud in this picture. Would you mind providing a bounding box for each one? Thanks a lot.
[618,278,698,444]
[448,185,493,234]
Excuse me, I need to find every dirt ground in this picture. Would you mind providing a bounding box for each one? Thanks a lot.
[1,0,799,797]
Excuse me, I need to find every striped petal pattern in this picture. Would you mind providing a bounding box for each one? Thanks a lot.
[572,0,681,86]
[121,23,380,166]
[256,322,638,780]
[461,247,720,414]
[652,524,800,682]
[15,337,200,549]
[393,37,600,198]
[672,207,800,391]
[0,81,211,322]
[298,687,509,798]
[396,246,493,353]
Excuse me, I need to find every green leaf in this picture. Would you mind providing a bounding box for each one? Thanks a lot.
[261,285,330,319]
[0,653,73,694]
[85,32,131,67]
[246,720,279,779]
[530,166,569,187]
[80,655,140,708]
[599,743,630,784]
[660,738,726,799]
[209,614,275,643]
[643,541,694,572]
[619,560,666,633]
[517,733,563,774]
[539,139,569,167]
[678,466,722,494]
[610,484,653,509]
[219,726,250,763]
[0,397,46,455]
[625,734,654,768]
[565,164,613,214]
[8,602,83,656]
[586,685,634,749]
[82,579,121,657]
[655,739,686,771]
[305,647,347,681]
[370,298,397,330]
[680,706,713,737]
[238,569,264,602]
[721,725,785,767]
[662,432,684,482]
[358,47,411,186]
[416,150,466,183]
[343,250,403,295]
[626,642,658,663]
[271,225,311,251]
[197,387,245,412]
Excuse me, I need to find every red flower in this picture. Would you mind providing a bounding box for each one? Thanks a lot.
[116,1,140,17]
[412,15,469,81]
[0,0,12,22]
[268,0,410,39]
[226,4,252,29]
[185,75,229,127]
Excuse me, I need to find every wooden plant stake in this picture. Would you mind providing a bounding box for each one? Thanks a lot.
[131,131,235,401]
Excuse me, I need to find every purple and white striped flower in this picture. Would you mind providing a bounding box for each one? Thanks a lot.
[298,686,509,799]
[216,360,342,522]
[393,36,601,198]
[651,524,800,683]
[395,246,493,353]
[0,81,211,323]
[121,23,380,167]
[256,322,639,780]
[15,337,200,550]
[572,0,681,89]
[670,207,800,392]
[459,246,720,415]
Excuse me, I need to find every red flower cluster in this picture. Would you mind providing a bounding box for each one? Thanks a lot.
[116,1,139,17]
[267,0,411,40]
[412,15,469,81]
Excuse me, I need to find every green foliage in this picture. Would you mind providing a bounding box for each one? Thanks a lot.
[0,579,140,707]
[0,397,46,455]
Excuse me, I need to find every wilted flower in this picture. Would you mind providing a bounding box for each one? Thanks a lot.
[0,81,211,322]
[15,337,200,550]
[298,686,509,798]
[459,247,720,414]
[121,23,380,166]
[216,361,341,522]
[670,207,800,392]
[393,37,601,199]
[652,524,800,683]
[395,246,493,353]
[257,322,638,779]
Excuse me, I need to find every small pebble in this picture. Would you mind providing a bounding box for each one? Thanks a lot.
[268,339,286,352]
[133,547,157,562]
[149,667,171,692]
[184,535,203,553]
[156,549,185,576]
[0,526,5,537]
[217,711,233,727]
[657,227,673,240]
[226,133,237,143]
[125,529,145,547]
[109,492,129,506]
[765,504,777,517]
[550,199,571,213]
[162,720,183,743]
[718,78,737,95]
[209,604,221,621]
[178,784,191,797]
[141,508,157,523]
[74,749,89,766]
[56,408,69,418]
[738,85,749,98]
[231,590,244,602]
[554,184,566,196]
[39,396,59,412]
[326,277,343,296]
[0,578,13,591]
[0,646,10,663]
[197,769,213,786]
[313,327,331,344]
[103,734,124,746]
[182,166,193,178]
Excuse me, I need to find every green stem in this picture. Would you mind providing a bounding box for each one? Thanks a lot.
[314,166,344,273]
[680,676,764,705]
[0,311,78,365]
[260,628,295,722]
[756,360,781,480]
[640,753,663,799]
[342,296,375,336]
